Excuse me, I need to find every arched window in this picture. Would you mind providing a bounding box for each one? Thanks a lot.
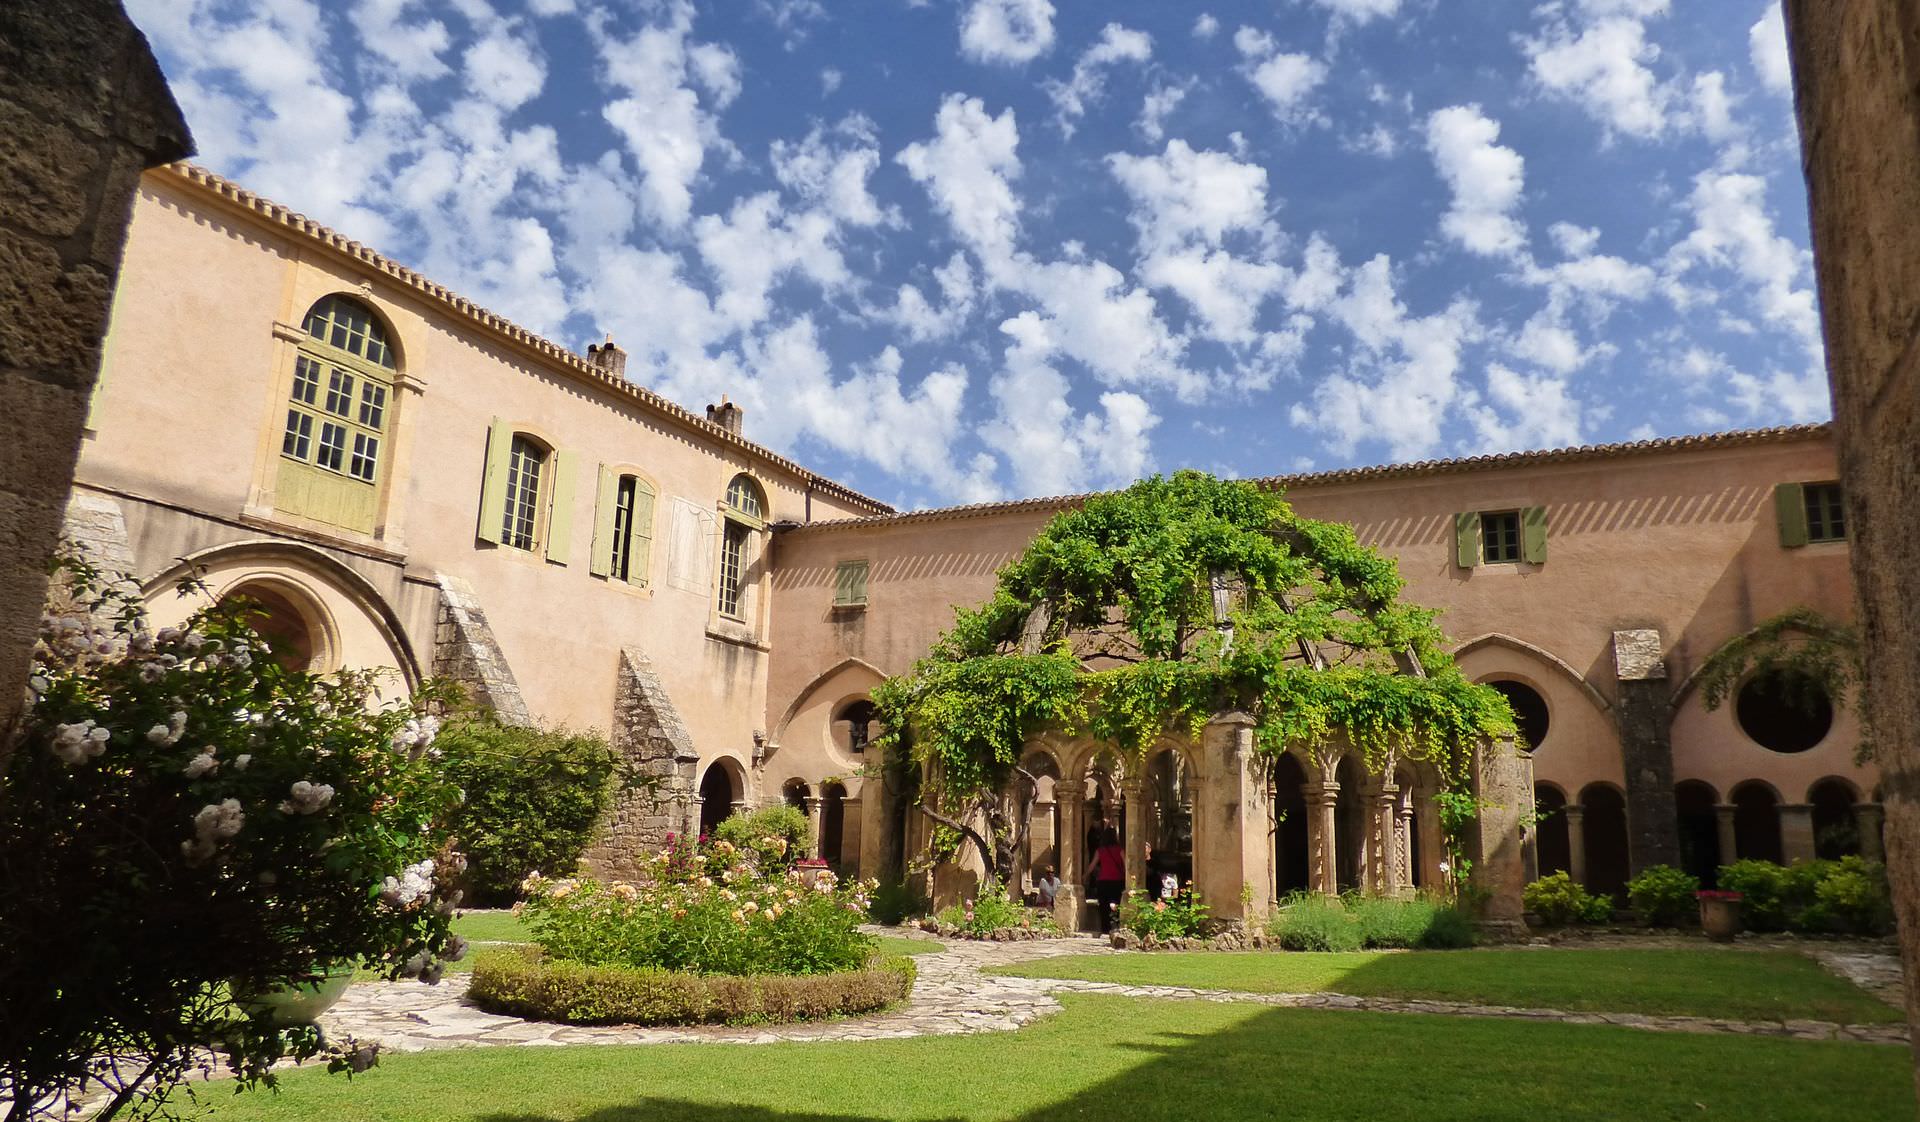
[835,699,878,754]
[1486,680,1550,750]
[501,435,549,552]
[478,421,575,563]
[717,473,767,620]
[277,295,398,533]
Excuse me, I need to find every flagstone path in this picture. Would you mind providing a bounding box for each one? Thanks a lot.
[318,932,1910,1052]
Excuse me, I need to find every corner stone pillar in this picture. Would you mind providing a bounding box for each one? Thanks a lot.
[1611,629,1680,873]
[1307,780,1340,895]
[1780,803,1818,863]
[805,796,825,859]
[1858,804,1885,863]
[1194,712,1269,923]
[1470,736,1531,932]
[1372,783,1402,896]
[1564,805,1589,886]
[840,789,863,873]
[579,647,700,881]
[431,574,533,726]
[1715,803,1739,866]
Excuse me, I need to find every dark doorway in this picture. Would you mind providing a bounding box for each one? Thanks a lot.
[1732,781,1784,863]
[1534,784,1571,878]
[1273,754,1310,895]
[1675,780,1721,887]
[1578,783,1629,901]
[1809,778,1860,859]
[698,763,737,838]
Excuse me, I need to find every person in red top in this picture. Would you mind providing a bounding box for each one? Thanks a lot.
[1088,827,1126,933]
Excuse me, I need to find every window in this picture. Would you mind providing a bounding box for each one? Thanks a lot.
[718,521,749,617]
[726,474,765,520]
[837,700,878,755]
[716,474,766,620]
[1454,507,1547,567]
[834,560,869,608]
[276,295,397,534]
[501,436,547,551]
[590,468,655,585]
[611,476,636,581]
[1804,482,1846,543]
[1736,670,1834,753]
[1481,511,1522,564]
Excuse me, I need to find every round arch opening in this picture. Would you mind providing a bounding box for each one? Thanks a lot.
[698,761,742,838]
[1487,679,1550,751]
[1735,671,1833,753]
[217,581,330,673]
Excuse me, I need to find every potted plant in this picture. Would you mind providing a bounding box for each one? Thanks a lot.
[235,962,359,1027]
[1697,889,1744,941]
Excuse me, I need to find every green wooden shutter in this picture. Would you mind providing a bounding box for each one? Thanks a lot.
[851,560,868,605]
[1522,506,1548,564]
[1454,511,1481,568]
[1775,482,1808,547]
[629,484,655,587]
[589,465,617,577]
[546,449,577,564]
[834,560,869,606]
[476,418,513,544]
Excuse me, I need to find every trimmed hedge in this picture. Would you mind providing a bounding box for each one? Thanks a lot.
[467,946,915,1026]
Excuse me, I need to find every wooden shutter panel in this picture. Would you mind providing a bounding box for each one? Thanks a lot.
[834,562,855,605]
[1775,482,1808,548]
[1521,506,1548,564]
[545,449,577,564]
[1454,511,1481,568]
[629,484,655,587]
[589,465,617,577]
[476,418,513,544]
[851,560,868,605]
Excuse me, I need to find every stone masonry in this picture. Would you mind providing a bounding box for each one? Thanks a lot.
[580,646,701,881]
[431,574,532,726]
[0,0,191,755]
[57,492,137,579]
[1612,628,1680,873]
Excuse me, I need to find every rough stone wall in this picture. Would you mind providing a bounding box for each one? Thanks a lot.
[0,1,191,751]
[1611,628,1680,873]
[1782,0,1920,1088]
[57,492,138,579]
[430,574,532,726]
[1471,736,1533,933]
[579,646,700,881]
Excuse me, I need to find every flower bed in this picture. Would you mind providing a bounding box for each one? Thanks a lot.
[469,946,914,1026]
[923,886,1061,940]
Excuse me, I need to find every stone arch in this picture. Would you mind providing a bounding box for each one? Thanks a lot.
[820,779,848,867]
[1730,779,1784,863]
[1455,633,1623,798]
[141,539,420,690]
[1533,781,1572,880]
[697,757,746,838]
[1453,633,1614,714]
[218,576,336,673]
[1141,738,1199,895]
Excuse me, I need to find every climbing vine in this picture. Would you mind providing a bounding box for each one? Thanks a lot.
[1693,606,1868,761]
[872,472,1515,881]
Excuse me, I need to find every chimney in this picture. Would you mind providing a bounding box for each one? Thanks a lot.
[706,396,744,436]
[586,334,627,379]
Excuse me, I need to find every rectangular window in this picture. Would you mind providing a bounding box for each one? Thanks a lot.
[358,382,386,429]
[501,436,545,551]
[291,355,321,405]
[349,433,379,482]
[834,559,869,607]
[610,476,636,581]
[281,409,312,459]
[1481,510,1522,563]
[316,422,346,471]
[324,368,354,416]
[1804,482,1846,542]
[718,521,748,618]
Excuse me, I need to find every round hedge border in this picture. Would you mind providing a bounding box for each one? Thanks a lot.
[466,947,916,1027]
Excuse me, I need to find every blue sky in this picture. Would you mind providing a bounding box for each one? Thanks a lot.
[128,0,1823,510]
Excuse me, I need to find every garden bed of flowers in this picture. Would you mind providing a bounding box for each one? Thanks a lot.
[465,837,914,1026]
[918,888,1061,940]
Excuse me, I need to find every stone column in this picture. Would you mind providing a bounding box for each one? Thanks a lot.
[840,791,863,875]
[1470,736,1532,931]
[1396,800,1416,888]
[804,796,824,858]
[1058,789,1085,887]
[1611,629,1681,872]
[1780,803,1818,863]
[1373,783,1401,896]
[1123,779,1147,891]
[1714,804,1739,866]
[1031,797,1058,872]
[1565,805,1588,887]
[1307,780,1340,895]
[1858,804,1886,862]
[1195,712,1268,922]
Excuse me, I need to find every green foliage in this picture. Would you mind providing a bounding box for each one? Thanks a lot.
[1119,888,1211,939]
[468,945,914,1026]
[1,556,465,1119]
[1694,607,1868,761]
[1523,873,1614,925]
[873,472,1514,879]
[1268,892,1475,950]
[436,718,616,906]
[867,877,929,926]
[1625,865,1701,926]
[1717,858,1892,935]
[712,804,812,870]
[518,843,875,977]
[934,884,1058,937]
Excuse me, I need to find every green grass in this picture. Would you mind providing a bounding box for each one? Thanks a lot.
[873,935,943,957]
[453,910,533,944]
[190,993,1910,1121]
[991,948,1902,1024]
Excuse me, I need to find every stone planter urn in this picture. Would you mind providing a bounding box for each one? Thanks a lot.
[1697,890,1744,942]
[796,858,831,888]
[235,963,357,1027]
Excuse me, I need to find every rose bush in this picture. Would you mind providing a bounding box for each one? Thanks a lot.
[0,558,466,1120]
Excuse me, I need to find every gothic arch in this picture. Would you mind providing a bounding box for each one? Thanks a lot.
[1452,633,1613,715]
[768,656,889,750]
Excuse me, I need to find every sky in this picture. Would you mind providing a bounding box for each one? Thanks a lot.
[126,0,1826,510]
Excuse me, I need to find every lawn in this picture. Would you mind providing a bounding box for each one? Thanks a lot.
[990,948,1902,1024]
[191,993,1910,1121]
[453,910,534,944]
[873,935,943,957]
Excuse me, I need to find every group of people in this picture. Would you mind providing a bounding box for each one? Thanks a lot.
[1025,815,1184,934]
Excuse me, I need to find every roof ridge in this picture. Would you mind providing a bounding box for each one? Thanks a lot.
[782,422,1836,532]
[154,162,894,516]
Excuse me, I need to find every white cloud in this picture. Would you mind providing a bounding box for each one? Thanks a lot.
[595,2,741,228]
[820,67,842,94]
[1108,140,1273,254]
[959,0,1056,65]
[1548,222,1601,258]
[693,192,849,333]
[1136,81,1189,143]
[1468,363,1586,451]
[465,26,546,111]
[1509,310,1591,375]
[896,94,1024,274]
[1234,27,1328,124]
[1425,105,1527,257]
[883,252,977,343]
[1526,15,1671,139]
[1749,5,1791,94]
[1045,23,1152,136]
[1139,248,1285,344]
[1193,13,1219,39]
[1667,171,1820,356]
[1016,257,1199,397]
[349,0,452,82]
[1310,0,1401,25]
[1691,71,1737,143]
[979,314,1160,495]
[771,117,895,227]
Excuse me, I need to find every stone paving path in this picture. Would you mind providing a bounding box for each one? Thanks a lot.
[318,932,1911,1053]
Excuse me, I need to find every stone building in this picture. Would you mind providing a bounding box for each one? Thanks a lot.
[67,163,1879,926]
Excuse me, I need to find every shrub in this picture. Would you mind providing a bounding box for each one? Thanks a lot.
[1523,872,1613,925]
[0,558,466,1119]
[934,884,1057,937]
[1270,893,1363,952]
[1119,888,1210,940]
[469,946,914,1026]
[1718,857,1892,935]
[518,844,875,976]
[867,877,929,925]
[1626,864,1701,926]
[1814,857,1894,934]
[713,804,812,871]
[1269,893,1475,951]
[436,718,616,905]
[1716,860,1789,931]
